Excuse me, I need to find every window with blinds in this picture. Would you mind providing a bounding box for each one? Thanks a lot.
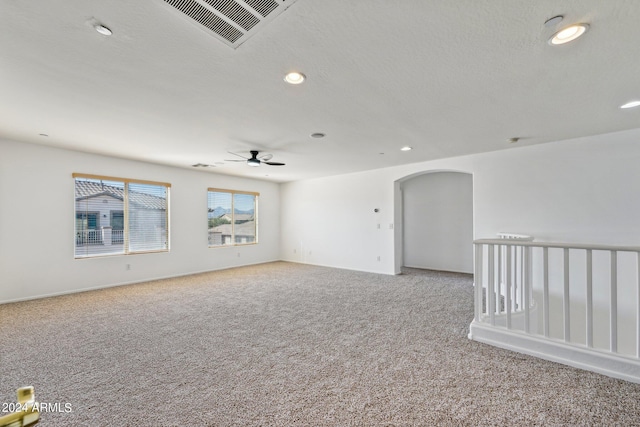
[74,174,170,258]
[207,188,258,247]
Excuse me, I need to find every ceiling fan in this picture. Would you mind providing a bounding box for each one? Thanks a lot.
[226,150,285,167]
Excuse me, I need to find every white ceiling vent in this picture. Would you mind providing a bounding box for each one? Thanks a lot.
[161,0,298,48]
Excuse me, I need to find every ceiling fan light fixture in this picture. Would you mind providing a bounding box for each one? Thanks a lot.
[247,158,261,167]
[549,23,588,45]
[284,72,305,85]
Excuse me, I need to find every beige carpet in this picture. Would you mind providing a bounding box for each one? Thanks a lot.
[1,262,640,426]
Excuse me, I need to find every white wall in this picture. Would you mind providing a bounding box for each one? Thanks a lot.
[4,127,640,302]
[280,128,640,275]
[0,138,280,303]
[279,172,396,274]
[402,172,473,273]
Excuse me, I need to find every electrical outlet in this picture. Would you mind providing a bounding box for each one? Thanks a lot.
[293,249,297,254]
[237,252,241,257]
[126,264,131,270]
[377,256,381,261]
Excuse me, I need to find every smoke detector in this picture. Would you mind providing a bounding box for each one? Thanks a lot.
[161,0,299,49]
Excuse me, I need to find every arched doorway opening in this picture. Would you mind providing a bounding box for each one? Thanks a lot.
[395,171,473,273]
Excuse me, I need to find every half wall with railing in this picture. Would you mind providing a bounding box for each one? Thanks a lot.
[469,237,640,383]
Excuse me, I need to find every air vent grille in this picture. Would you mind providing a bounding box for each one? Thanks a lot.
[161,0,298,48]
[202,0,259,31]
[244,0,278,17]
[164,0,244,42]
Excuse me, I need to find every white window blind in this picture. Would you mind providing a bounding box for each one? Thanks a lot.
[74,174,170,258]
[207,188,258,247]
[128,182,168,252]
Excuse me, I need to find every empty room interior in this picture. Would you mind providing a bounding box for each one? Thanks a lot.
[2,1,640,425]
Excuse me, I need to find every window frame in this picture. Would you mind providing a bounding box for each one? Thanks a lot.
[207,188,259,248]
[73,173,171,258]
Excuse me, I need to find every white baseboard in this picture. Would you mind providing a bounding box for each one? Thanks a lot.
[282,259,395,276]
[403,264,473,275]
[469,321,640,384]
[0,259,283,305]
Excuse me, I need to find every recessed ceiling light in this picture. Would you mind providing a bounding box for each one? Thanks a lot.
[310,132,325,138]
[39,133,48,137]
[508,137,520,144]
[94,24,112,36]
[620,100,640,109]
[400,146,412,151]
[284,72,305,85]
[549,24,588,45]
[192,163,213,168]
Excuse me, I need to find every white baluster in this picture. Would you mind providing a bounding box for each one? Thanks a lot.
[543,247,549,338]
[497,245,503,314]
[520,246,525,312]
[611,251,618,353]
[637,252,640,358]
[474,244,483,322]
[506,245,512,329]
[563,248,570,342]
[586,249,593,348]
[488,244,495,326]
[524,246,531,333]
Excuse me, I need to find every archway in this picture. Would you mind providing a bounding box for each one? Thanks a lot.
[395,171,473,274]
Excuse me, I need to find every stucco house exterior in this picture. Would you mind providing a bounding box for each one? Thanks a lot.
[75,180,167,256]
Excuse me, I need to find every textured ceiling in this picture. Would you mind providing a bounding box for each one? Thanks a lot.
[1,1,639,182]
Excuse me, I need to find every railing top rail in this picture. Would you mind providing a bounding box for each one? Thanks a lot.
[474,238,640,252]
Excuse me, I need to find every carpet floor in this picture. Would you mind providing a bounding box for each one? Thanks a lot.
[1,262,640,426]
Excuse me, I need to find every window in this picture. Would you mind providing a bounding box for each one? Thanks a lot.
[207,188,258,247]
[74,174,170,258]
[75,212,100,245]
[110,211,124,244]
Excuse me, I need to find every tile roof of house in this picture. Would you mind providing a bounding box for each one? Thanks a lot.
[209,221,256,237]
[75,180,166,210]
[217,213,254,221]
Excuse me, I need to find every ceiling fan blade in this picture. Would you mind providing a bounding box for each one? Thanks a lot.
[227,151,249,159]
[227,150,283,166]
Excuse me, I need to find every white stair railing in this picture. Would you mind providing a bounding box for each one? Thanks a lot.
[470,238,640,383]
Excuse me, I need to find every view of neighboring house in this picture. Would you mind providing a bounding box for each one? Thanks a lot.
[75,179,167,257]
[208,220,256,246]
[216,213,253,223]
[208,212,256,246]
